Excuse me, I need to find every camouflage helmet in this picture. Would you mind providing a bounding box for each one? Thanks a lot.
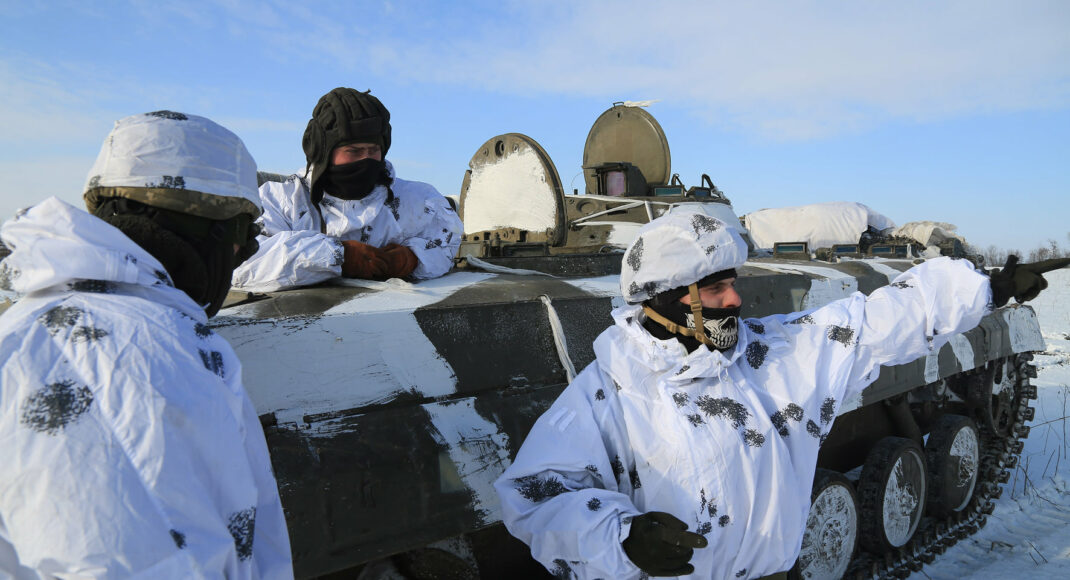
[83,111,262,221]
[620,209,748,304]
[302,88,392,195]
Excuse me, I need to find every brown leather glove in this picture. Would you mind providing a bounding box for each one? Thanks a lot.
[341,240,388,280]
[381,243,419,279]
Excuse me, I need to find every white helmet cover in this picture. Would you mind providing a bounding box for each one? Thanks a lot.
[620,210,748,303]
[84,111,262,220]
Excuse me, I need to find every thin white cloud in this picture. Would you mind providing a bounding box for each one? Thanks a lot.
[233,0,1069,140]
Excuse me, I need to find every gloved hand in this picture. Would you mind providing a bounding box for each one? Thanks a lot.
[341,240,388,280]
[381,243,419,279]
[622,511,708,577]
[989,255,1070,307]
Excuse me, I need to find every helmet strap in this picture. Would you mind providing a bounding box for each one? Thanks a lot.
[641,283,713,347]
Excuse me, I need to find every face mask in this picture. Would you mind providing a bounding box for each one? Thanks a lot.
[686,306,741,351]
[321,158,389,200]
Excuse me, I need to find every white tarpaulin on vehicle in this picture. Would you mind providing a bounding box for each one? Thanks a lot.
[743,201,896,250]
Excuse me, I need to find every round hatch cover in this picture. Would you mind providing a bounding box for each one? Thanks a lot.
[582,104,671,195]
[459,133,565,244]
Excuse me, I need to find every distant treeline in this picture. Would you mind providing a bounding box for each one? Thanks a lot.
[977,232,1070,267]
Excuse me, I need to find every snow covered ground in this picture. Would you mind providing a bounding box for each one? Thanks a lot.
[907,269,1070,580]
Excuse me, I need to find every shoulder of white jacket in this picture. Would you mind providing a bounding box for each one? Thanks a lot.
[391,176,445,200]
[259,175,310,200]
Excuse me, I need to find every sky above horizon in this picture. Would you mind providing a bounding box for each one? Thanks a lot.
[1,0,1068,254]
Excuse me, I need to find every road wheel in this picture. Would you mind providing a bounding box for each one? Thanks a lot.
[926,414,980,517]
[790,469,859,580]
[858,437,927,553]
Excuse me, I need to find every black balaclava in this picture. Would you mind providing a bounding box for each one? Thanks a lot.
[320,155,393,200]
[93,198,258,317]
[302,88,392,204]
[642,269,741,353]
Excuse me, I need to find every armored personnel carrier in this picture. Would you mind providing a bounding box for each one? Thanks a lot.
[212,103,1043,579]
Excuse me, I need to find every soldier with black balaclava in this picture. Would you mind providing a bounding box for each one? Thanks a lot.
[494,209,1062,580]
[232,87,462,291]
[0,112,292,579]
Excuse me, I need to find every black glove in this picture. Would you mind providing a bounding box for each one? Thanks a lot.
[989,255,1070,307]
[622,511,708,577]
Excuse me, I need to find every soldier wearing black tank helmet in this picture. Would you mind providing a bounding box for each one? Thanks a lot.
[232,87,463,291]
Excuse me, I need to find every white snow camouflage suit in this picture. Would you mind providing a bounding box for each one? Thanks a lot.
[495,223,992,579]
[0,198,292,579]
[232,162,462,291]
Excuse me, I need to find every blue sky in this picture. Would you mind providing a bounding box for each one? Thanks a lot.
[1,0,1068,254]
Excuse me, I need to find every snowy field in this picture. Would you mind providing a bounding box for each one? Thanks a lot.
[907,269,1070,580]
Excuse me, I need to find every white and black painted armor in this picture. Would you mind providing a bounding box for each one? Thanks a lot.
[232,162,462,291]
[495,214,995,579]
[0,198,292,579]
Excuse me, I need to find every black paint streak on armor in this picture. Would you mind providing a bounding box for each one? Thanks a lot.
[696,396,750,429]
[672,392,689,407]
[626,236,644,272]
[332,248,344,266]
[71,327,109,342]
[170,529,187,549]
[153,269,171,285]
[585,465,599,475]
[629,468,642,489]
[820,397,836,424]
[514,475,568,503]
[704,244,718,256]
[425,239,443,250]
[745,320,765,334]
[21,380,94,435]
[199,349,225,377]
[745,341,769,369]
[736,569,747,578]
[39,306,83,335]
[445,231,453,244]
[227,507,256,561]
[697,521,712,535]
[611,455,625,484]
[806,419,821,438]
[147,110,188,121]
[359,225,371,243]
[827,325,855,346]
[587,498,602,511]
[687,413,705,427]
[718,515,731,527]
[690,214,720,234]
[674,365,691,376]
[891,280,913,289]
[69,280,117,293]
[87,175,102,189]
[595,388,605,401]
[743,429,765,447]
[613,380,623,392]
[789,314,815,325]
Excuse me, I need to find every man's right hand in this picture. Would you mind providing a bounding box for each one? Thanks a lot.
[341,240,388,280]
[989,255,1070,307]
[622,511,708,577]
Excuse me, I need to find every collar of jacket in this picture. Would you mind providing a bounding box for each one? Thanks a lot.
[0,197,210,321]
[594,304,787,388]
